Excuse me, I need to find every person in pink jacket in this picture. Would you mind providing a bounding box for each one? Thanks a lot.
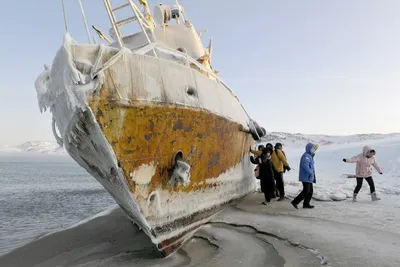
[343,146,383,202]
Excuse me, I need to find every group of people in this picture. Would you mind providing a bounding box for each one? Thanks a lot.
[249,142,290,205]
[250,142,383,209]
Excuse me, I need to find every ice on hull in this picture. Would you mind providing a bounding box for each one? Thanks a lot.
[35,34,261,255]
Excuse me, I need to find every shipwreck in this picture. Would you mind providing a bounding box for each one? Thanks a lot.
[35,0,266,256]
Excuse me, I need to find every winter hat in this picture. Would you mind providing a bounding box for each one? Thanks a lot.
[263,146,273,155]
[275,142,282,149]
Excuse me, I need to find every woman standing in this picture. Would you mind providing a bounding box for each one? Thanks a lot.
[291,143,318,209]
[343,146,383,202]
[250,146,276,205]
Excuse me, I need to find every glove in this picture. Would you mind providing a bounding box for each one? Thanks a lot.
[250,156,255,163]
[342,158,347,162]
[286,166,291,171]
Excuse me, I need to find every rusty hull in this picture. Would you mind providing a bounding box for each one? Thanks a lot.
[89,86,253,198]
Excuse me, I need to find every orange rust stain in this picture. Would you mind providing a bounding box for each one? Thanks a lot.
[89,87,253,195]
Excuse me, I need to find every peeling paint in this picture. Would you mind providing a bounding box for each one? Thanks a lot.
[124,149,136,155]
[90,94,253,193]
[145,133,152,141]
[208,153,220,168]
[183,125,193,132]
[130,163,157,185]
[173,120,184,131]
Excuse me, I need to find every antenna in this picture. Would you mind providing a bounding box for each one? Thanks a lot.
[208,37,213,64]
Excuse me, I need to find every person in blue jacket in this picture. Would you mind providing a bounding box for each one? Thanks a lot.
[291,143,319,209]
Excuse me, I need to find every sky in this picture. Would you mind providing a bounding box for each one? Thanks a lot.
[1,0,400,145]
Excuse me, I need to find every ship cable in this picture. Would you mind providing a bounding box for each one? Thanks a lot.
[61,0,68,32]
[78,0,92,44]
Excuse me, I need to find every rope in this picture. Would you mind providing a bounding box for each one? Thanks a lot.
[78,0,92,44]
[61,0,68,32]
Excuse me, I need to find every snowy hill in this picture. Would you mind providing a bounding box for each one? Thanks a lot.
[0,141,66,154]
[17,141,65,154]
[261,132,400,147]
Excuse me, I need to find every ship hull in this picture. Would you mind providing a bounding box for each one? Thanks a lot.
[35,34,258,255]
[65,101,255,255]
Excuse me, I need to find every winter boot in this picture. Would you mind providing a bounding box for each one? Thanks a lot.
[291,200,298,209]
[371,192,381,201]
[353,193,357,202]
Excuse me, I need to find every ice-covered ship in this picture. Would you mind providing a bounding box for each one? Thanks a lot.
[35,0,266,256]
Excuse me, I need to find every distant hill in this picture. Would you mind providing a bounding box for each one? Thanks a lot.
[0,141,66,154]
[260,132,400,148]
[16,141,65,154]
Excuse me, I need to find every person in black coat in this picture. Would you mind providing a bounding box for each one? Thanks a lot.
[251,146,275,205]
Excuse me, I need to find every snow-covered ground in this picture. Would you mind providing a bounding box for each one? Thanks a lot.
[223,132,400,266]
